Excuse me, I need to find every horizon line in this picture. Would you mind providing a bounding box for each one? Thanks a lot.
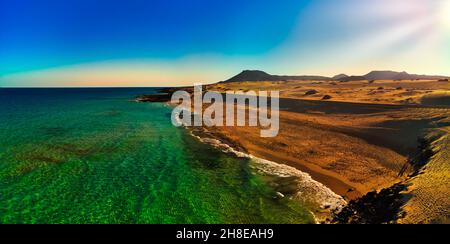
[1,69,449,88]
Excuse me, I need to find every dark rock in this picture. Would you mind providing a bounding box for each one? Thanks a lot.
[305,90,319,96]
[322,95,332,100]
[332,183,408,224]
[136,93,172,102]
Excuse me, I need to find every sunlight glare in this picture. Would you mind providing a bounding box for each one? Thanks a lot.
[439,0,450,29]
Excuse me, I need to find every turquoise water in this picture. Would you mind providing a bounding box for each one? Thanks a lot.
[0,88,313,224]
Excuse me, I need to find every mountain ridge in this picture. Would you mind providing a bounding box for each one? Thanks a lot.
[222,70,333,83]
[222,70,450,83]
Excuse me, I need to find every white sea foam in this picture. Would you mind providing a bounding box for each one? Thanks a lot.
[172,105,346,222]
[189,131,347,221]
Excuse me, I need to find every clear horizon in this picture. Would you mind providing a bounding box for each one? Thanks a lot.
[1,0,450,87]
[1,69,449,88]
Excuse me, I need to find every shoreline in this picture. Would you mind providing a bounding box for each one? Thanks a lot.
[148,91,401,200]
[151,92,397,221]
[187,126,347,223]
[161,102,347,222]
[141,85,450,223]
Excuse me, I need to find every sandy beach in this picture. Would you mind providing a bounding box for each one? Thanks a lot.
[188,79,450,223]
[139,77,450,223]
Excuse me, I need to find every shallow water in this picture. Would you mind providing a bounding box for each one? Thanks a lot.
[0,88,314,224]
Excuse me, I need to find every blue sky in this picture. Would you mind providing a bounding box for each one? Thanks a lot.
[1,0,449,87]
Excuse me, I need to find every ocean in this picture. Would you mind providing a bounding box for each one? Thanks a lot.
[0,88,314,224]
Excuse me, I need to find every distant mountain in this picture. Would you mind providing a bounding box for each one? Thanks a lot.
[223,70,332,82]
[222,70,449,83]
[337,76,367,82]
[364,71,405,80]
[332,74,348,80]
[281,75,332,81]
[224,70,275,82]
[364,70,449,81]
